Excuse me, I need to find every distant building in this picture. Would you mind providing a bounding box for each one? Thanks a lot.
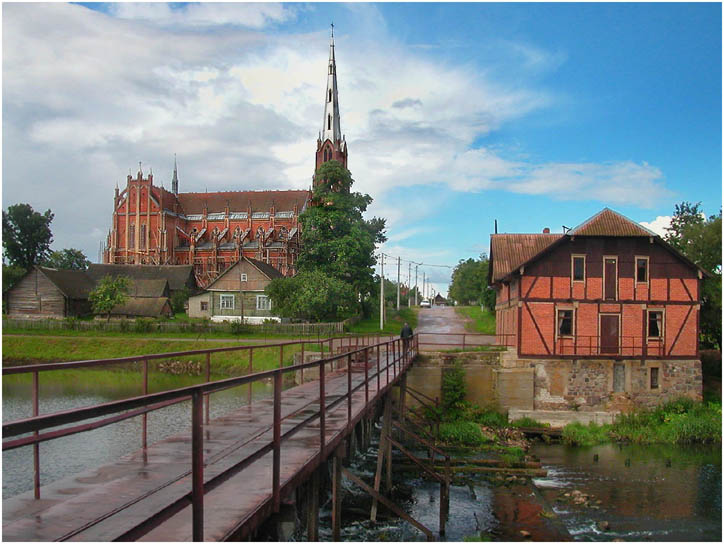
[103,27,348,288]
[188,257,283,323]
[489,208,706,412]
[433,293,447,306]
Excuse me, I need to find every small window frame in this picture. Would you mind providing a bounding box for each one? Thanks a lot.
[649,367,660,390]
[200,301,209,312]
[220,294,235,310]
[647,309,664,339]
[636,255,649,284]
[571,254,586,283]
[240,273,248,282]
[556,307,575,339]
[256,295,271,311]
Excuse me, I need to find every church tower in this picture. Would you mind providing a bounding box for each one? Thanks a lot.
[314,24,348,186]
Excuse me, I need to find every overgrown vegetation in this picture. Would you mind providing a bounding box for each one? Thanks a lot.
[455,305,496,334]
[447,255,496,309]
[346,306,418,335]
[438,421,490,446]
[561,422,612,446]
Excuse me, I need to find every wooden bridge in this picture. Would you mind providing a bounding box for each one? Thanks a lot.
[3,332,486,541]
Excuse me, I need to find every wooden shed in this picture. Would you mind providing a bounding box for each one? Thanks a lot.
[5,267,94,318]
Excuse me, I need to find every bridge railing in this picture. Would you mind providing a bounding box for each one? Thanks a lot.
[2,334,418,541]
[416,331,514,350]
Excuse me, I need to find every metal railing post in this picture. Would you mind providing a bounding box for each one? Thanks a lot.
[142,358,148,449]
[191,389,204,542]
[273,371,282,512]
[347,353,353,426]
[364,347,369,404]
[32,370,40,499]
[377,343,381,392]
[300,342,305,384]
[319,358,326,458]
[205,353,211,424]
[248,349,253,407]
[279,344,284,369]
[462,333,466,351]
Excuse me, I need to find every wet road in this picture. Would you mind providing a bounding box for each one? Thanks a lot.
[415,306,495,350]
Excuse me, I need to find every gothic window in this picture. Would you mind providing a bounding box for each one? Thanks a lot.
[140,224,146,250]
[328,114,331,130]
[328,89,332,102]
[129,224,135,249]
[256,226,265,241]
[279,227,288,241]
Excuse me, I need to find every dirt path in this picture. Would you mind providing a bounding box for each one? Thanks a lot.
[415,306,496,348]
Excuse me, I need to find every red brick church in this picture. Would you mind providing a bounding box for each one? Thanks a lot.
[103,28,348,287]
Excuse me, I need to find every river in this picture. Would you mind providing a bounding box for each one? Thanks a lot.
[3,381,721,541]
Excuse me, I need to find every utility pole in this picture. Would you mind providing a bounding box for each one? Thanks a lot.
[396,256,401,310]
[408,262,412,307]
[422,272,426,302]
[414,265,419,305]
[379,254,384,330]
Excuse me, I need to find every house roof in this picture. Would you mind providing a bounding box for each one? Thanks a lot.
[204,257,283,290]
[129,279,169,298]
[37,267,95,299]
[110,297,171,317]
[175,190,310,216]
[87,264,195,291]
[489,207,709,285]
[489,234,563,283]
[569,208,658,237]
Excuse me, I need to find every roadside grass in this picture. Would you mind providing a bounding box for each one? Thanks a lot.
[346,306,418,335]
[2,336,303,375]
[454,306,496,334]
[2,326,299,341]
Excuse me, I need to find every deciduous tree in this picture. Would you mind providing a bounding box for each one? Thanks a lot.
[2,203,54,269]
[448,255,495,309]
[43,248,90,270]
[265,270,357,321]
[89,275,130,322]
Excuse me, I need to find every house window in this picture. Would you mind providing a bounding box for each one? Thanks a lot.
[650,367,659,389]
[636,257,649,283]
[557,309,574,337]
[572,255,585,282]
[240,273,247,282]
[256,295,271,311]
[220,294,234,310]
[648,310,663,338]
[200,301,208,311]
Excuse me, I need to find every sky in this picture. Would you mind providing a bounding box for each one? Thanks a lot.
[2,2,721,297]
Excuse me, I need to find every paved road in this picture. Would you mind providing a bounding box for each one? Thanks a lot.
[415,305,495,350]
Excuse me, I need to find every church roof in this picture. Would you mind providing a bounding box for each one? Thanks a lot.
[175,190,310,215]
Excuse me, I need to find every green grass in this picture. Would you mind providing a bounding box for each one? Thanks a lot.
[454,306,496,334]
[437,346,506,353]
[561,422,613,446]
[346,306,418,335]
[438,421,491,446]
[510,416,550,429]
[2,326,300,341]
[2,336,302,375]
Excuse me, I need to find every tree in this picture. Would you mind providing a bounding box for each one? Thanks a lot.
[2,203,54,269]
[665,202,722,348]
[2,264,26,294]
[265,270,357,322]
[296,160,386,314]
[89,275,130,322]
[448,255,495,309]
[43,248,90,270]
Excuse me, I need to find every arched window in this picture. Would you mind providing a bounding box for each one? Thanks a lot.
[328,114,331,130]
[328,89,332,102]
[279,227,288,241]
[256,226,265,241]
[234,226,241,238]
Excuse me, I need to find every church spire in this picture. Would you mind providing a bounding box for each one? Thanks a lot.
[322,24,341,144]
[171,154,179,194]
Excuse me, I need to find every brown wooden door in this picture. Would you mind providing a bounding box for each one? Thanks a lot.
[604,258,617,300]
[600,315,619,355]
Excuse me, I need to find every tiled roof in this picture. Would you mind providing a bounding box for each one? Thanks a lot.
[37,267,95,299]
[129,279,169,298]
[175,190,310,216]
[87,264,195,291]
[110,297,171,317]
[246,257,284,280]
[569,208,657,237]
[490,234,563,283]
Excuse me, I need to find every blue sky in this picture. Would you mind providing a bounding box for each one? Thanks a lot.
[3,3,721,296]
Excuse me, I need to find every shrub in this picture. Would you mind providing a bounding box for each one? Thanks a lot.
[441,360,468,421]
[438,421,489,446]
[229,320,250,335]
[469,406,508,428]
[119,319,130,332]
[562,422,611,446]
[134,318,154,333]
[64,316,79,330]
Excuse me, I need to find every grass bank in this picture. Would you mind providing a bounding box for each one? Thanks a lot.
[346,306,418,335]
[2,326,298,341]
[454,306,496,334]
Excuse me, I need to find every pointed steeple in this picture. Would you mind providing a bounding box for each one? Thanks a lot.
[171,154,179,194]
[322,24,341,144]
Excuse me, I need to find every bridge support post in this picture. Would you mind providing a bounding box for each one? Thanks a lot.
[371,395,392,521]
[306,467,319,541]
[332,444,345,541]
[399,373,407,424]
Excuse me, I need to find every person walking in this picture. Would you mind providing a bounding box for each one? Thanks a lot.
[400,322,413,354]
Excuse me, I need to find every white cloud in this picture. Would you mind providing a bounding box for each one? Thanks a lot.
[639,215,672,237]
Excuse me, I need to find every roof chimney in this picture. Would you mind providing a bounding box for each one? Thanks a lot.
[543,227,550,234]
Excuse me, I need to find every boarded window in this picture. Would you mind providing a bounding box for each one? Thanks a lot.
[557,309,573,337]
[200,301,208,311]
[648,310,663,338]
[637,258,648,283]
[128,224,135,249]
[613,363,625,392]
[572,256,585,282]
[220,294,234,310]
[140,224,146,250]
[256,295,271,311]
[650,367,659,389]
[604,258,617,300]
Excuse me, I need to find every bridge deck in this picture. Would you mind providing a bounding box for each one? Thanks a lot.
[3,351,403,542]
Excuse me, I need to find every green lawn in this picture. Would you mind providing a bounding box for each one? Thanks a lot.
[347,306,418,335]
[455,306,496,334]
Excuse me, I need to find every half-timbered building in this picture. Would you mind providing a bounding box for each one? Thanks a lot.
[489,208,706,412]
